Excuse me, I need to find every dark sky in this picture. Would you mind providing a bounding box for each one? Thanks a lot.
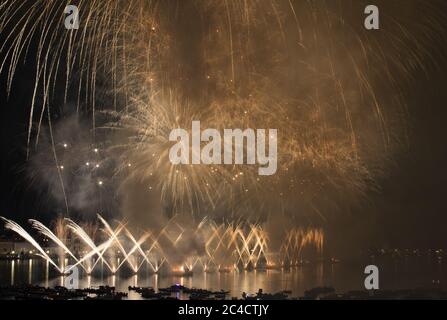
[331,64,447,252]
[1,2,447,251]
[373,67,447,248]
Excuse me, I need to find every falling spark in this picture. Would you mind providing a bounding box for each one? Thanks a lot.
[1,0,446,224]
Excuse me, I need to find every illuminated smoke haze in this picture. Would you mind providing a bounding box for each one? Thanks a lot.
[0,1,446,247]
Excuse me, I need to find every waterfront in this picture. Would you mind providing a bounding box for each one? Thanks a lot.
[1,255,446,300]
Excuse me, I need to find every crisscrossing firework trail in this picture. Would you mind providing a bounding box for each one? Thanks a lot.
[1,216,323,274]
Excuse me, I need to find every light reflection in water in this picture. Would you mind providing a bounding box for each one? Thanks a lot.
[153,274,158,291]
[317,263,324,286]
[10,260,15,286]
[2,258,446,299]
[45,260,49,288]
[3,259,339,298]
[28,259,32,284]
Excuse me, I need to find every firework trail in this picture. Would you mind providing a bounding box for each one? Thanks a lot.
[0,217,62,272]
[65,217,116,272]
[1,1,446,225]
[29,219,83,270]
[1,216,324,273]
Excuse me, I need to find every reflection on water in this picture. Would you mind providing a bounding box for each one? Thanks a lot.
[10,260,14,286]
[1,257,446,300]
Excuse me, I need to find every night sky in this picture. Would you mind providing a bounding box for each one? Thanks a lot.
[1,1,447,253]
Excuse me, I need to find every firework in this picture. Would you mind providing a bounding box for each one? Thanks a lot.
[1,1,446,224]
[0,216,323,274]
